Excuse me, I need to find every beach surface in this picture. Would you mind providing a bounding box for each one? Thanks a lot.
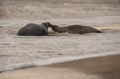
[0,54,120,79]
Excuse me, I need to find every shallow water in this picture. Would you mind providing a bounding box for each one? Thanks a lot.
[0,17,120,72]
[0,29,120,72]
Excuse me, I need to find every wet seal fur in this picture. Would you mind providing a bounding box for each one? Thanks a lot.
[17,22,51,36]
[49,24,102,34]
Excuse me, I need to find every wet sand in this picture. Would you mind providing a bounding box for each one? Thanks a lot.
[0,54,120,79]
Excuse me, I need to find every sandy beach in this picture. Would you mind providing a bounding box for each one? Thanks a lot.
[0,54,120,79]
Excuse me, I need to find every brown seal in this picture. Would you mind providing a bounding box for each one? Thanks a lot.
[49,24,102,34]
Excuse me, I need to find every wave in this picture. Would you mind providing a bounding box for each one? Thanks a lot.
[0,0,120,19]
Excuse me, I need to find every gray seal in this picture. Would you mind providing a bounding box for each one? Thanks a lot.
[17,22,51,36]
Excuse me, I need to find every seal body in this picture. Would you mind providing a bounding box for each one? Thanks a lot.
[49,24,102,34]
[65,25,102,34]
[17,22,50,36]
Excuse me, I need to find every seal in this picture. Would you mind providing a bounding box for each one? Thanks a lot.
[17,22,51,36]
[49,24,102,34]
